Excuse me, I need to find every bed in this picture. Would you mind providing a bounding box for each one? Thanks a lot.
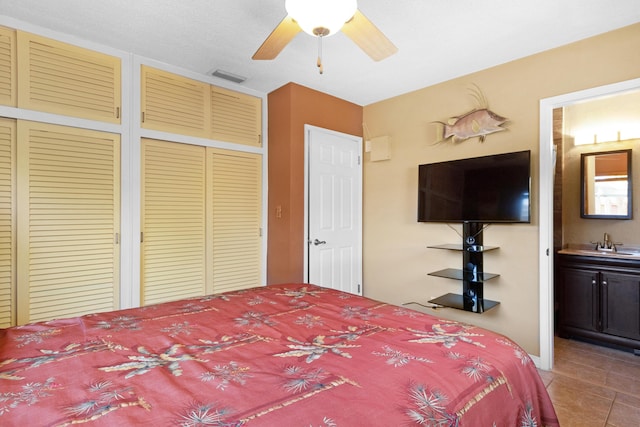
[1,283,558,426]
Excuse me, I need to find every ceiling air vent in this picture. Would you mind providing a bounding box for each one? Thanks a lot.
[209,69,247,84]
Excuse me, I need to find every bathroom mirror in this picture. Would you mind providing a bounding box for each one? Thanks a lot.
[581,149,632,219]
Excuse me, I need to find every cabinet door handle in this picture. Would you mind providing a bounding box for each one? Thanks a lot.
[592,279,597,285]
[602,280,607,286]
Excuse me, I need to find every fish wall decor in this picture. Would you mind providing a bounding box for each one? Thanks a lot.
[433,86,509,143]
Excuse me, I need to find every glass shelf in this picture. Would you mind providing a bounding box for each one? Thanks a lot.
[428,268,499,282]
[428,293,500,313]
[427,244,499,252]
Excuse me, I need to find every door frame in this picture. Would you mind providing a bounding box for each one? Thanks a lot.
[303,124,363,286]
[538,77,640,370]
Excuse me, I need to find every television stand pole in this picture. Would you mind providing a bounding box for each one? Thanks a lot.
[462,222,486,313]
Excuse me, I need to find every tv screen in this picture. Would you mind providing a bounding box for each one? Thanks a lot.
[418,150,531,223]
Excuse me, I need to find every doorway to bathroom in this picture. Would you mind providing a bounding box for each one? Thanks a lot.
[539,77,640,370]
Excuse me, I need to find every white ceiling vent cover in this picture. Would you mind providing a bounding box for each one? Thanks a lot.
[209,69,247,84]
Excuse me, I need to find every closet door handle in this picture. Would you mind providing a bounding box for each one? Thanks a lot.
[313,239,326,246]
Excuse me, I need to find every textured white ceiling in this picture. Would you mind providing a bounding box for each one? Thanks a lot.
[1,0,639,105]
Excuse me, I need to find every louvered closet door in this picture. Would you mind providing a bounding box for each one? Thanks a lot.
[16,31,121,123]
[208,149,262,293]
[141,139,206,305]
[16,121,120,325]
[211,86,262,147]
[0,26,16,107]
[141,66,211,138]
[0,118,15,327]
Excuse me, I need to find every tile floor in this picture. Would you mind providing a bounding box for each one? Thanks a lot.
[537,337,640,426]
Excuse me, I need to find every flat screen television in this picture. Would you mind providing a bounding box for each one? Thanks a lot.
[418,150,531,223]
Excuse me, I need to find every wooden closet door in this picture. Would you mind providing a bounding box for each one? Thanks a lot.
[211,86,262,147]
[16,121,120,324]
[141,66,211,138]
[0,26,16,107]
[141,139,206,305]
[16,31,121,123]
[207,148,262,293]
[0,118,15,327]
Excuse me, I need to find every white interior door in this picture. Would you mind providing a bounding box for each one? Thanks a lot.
[305,125,362,295]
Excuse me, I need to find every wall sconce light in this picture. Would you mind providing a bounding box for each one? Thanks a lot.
[574,126,640,146]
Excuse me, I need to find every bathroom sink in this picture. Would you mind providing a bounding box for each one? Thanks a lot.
[615,250,640,256]
[573,249,619,256]
[559,248,640,258]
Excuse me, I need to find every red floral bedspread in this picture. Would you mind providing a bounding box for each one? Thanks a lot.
[0,284,558,426]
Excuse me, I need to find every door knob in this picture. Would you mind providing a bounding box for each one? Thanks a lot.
[313,239,326,246]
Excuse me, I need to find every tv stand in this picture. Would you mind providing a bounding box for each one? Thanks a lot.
[427,222,500,313]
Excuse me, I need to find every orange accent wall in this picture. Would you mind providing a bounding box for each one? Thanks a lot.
[267,82,363,284]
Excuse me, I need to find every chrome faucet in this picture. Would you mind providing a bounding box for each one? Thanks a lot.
[593,232,619,252]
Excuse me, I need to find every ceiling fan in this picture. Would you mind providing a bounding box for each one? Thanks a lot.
[252,0,398,73]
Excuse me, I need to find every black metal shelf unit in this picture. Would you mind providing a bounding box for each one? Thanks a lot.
[427,222,500,313]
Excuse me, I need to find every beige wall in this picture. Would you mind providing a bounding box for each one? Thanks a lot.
[562,139,640,247]
[362,23,640,355]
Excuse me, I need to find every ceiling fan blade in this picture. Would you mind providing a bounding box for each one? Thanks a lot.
[342,10,398,61]
[252,15,301,60]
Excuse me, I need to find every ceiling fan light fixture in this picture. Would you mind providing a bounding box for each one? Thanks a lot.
[285,0,357,37]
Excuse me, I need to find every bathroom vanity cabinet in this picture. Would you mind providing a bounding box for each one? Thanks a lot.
[557,253,640,353]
